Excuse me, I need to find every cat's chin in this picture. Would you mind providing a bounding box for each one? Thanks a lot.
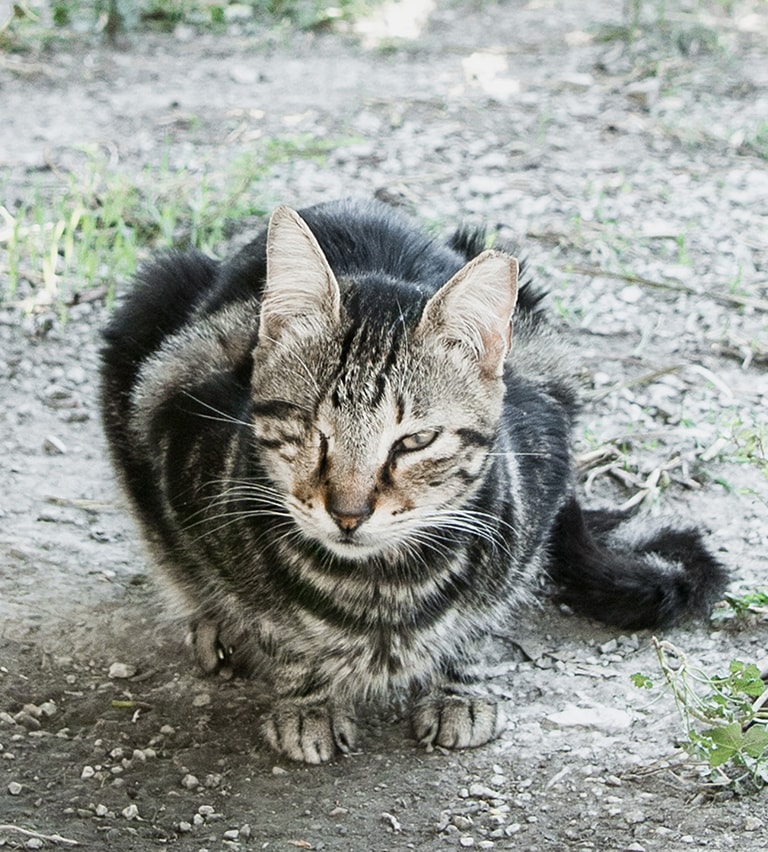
[319,537,390,561]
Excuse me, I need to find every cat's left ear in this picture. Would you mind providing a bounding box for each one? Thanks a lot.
[259,206,341,343]
[417,250,519,378]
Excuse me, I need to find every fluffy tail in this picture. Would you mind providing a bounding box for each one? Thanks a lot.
[547,497,728,630]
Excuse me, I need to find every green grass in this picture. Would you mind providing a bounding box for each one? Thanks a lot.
[0,134,346,310]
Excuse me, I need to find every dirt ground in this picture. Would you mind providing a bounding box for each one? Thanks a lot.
[1,0,767,849]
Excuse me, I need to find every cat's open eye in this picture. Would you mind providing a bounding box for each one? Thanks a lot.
[394,429,440,454]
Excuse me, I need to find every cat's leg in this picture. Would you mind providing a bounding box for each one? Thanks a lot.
[263,697,358,764]
[411,668,507,750]
[191,619,358,762]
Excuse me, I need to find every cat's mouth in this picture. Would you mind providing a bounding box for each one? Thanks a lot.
[320,530,390,561]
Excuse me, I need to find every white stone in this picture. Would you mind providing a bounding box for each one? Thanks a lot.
[546,705,632,731]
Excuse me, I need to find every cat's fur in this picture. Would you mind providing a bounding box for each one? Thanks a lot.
[101,198,727,763]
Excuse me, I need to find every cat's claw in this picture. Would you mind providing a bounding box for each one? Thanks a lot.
[189,618,245,678]
[412,694,506,750]
[264,701,358,764]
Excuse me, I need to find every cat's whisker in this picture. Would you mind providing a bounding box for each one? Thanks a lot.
[179,390,253,429]
[485,451,552,458]
[183,507,292,542]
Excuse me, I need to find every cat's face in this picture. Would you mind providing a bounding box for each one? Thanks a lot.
[249,206,518,561]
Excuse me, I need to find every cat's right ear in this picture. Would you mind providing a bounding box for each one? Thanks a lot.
[259,206,341,343]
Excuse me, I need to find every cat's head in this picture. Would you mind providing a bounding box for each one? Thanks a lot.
[250,205,519,561]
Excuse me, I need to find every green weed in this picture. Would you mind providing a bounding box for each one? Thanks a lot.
[632,638,768,791]
[711,590,768,625]
[0,135,344,309]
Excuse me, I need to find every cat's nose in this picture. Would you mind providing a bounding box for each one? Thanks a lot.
[326,495,373,533]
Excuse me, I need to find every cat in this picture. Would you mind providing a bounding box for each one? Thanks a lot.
[100,197,727,763]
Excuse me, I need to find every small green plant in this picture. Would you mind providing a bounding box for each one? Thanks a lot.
[711,590,768,625]
[632,638,768,790]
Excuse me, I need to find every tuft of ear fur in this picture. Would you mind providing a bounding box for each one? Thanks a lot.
[259,206,341,342]
[417,250,519,377]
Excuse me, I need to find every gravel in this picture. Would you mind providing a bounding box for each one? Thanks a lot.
[1,1,767,849]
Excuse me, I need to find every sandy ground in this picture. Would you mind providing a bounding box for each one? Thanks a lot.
[1,1,767,849]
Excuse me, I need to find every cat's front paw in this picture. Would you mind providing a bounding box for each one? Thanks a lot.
[412,694,506,750]
[264,701,358,764]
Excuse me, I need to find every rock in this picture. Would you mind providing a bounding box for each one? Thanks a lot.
[7,781,22,795]
[181,773,200,790]
[13,711,41,731]
[546,705,632,731]
[468,782,504,800]
[626,77,660,110]
[43,435,67,454]
[229,64,260,85]
[108,662,137,679]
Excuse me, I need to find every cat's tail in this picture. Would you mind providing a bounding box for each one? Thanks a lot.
[547,497,728,630]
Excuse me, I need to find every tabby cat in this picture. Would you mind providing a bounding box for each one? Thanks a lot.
[101,198,726,763]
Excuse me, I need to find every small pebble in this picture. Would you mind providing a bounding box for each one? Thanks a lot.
[271,765,288,775]
[122,804,139,820]
[43,435,67,455]
[468,782,503,800]
[745,816,764,831]
[223,829,239,841]
[179,821,193,833]
[459,837,475,848]
[8,781,22,795]
[181,773,199,790]
[13,711,41,731]
[80,765,95,779]
[108,662,136,679]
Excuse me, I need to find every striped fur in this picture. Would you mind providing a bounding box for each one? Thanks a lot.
[101,198,726,763]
